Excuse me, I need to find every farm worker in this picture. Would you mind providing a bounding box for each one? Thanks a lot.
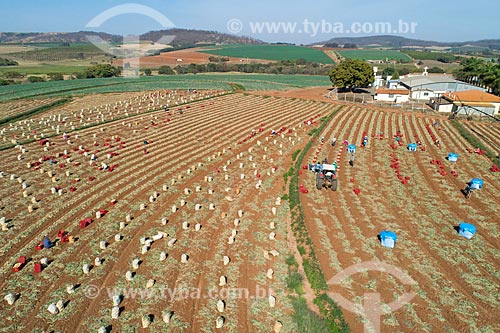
[395,136,400,143]
[434,121,438,128]
[343,140,349,145]
[43,235,52,249]
[307,120,312,126]
[62,133,67,140]
[325,171,334,178]
[321,136,325,143]
[331,137,337,147]
[333,162,338,172]
[315,162,322,172]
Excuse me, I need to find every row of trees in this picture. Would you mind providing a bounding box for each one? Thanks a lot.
[0,57,18,66]
[0,64,121,86]
[324,42,357,49]
[147,60,334,76]
[74,64,121,79]
[455,58,500,95]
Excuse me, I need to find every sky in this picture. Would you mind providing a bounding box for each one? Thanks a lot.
[0,0,499,44]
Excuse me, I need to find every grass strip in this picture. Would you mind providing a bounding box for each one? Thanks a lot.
[287,106,349,332]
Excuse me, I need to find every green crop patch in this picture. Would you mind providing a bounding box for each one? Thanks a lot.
[338,49,411,62]
[199,44,335,64]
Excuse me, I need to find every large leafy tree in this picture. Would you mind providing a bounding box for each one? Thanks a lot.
[77,64,121,79]
[329,59,374,90]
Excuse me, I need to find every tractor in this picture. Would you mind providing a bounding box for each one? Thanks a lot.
[315,161,338,191]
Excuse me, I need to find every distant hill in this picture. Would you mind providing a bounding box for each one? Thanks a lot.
[0,29,262,46]
[0,31,123,44]
[140,29,262,46]
[318,35,500,49]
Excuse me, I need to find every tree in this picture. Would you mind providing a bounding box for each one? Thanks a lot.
[343,43,357,49]
[144,68,152,76]
[295,58,307,65]
[328,59,374,90]
[174,65,188,74]
[0,79,14,85]
[48,73,64,81]
[428,67,445,74]
[27,76,45,83]
[207,63,217,72]
[455,57,484,83]
[3,71,22,79]
[399,67,410,76]
[381,67,396,79]
[158,65,175,75]
[478,63,500,94]
[0,57,18,66]
[77,64,121,79]
[392,70,400,79]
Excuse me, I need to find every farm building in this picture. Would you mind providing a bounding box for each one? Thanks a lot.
[374,88,410,103]
[432,90,500,116]
[398,75,485,101]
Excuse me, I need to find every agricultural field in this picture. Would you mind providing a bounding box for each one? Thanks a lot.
[0,43,112,75]
[337,50,412,62]
[0,98,65,124]
[0,85,498,333]
[6,44,108,62]
[198,44,335,64]
[401,50,459,62]
[0,74,332,101]
[0,90,227,149]
[461,120,500,156]
[300,106,499,332]
[0,92,336,332]
[0,45,41,56]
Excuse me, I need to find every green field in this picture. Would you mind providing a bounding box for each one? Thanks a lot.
[198,44,334,64]
[0,74,332,101]
[0,64,91,75]
[337,49,411,62]
[7,44,107,62]
[401,50,459,62]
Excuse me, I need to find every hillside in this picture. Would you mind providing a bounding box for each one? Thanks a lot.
[0,31,122,44]
[140,29,262,47]
[319,35,500,49]
[0,29,261,46]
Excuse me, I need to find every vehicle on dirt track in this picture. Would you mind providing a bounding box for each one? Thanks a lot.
[316,162,338,191]
[463,178,483,199]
